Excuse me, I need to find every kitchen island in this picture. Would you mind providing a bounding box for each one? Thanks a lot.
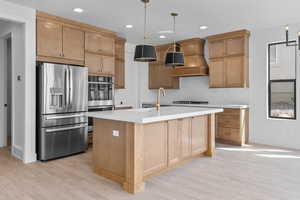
[88,107,223,193]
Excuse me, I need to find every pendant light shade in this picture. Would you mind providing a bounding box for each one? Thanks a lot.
[165,13,184,67]
[165,51,184,66]
[134,0,157,62]
[134,45,157,62]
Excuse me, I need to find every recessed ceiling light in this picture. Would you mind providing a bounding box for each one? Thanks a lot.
[160,35,166,39]
[200,25,208,30]
[73,8,84,13]
[125,24,133,29]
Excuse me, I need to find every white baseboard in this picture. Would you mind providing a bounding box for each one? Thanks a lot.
[11,145,23,160]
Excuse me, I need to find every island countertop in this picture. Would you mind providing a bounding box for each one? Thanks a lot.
[88,106,223,123]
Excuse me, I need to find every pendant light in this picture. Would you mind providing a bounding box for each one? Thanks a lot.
[134,0,157,62]
[165,13,184,67]
[284,25,300,50]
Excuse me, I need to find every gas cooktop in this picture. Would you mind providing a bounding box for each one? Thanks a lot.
[173,101,209,105]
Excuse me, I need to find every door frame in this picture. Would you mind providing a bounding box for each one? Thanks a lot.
[0,32,13,149]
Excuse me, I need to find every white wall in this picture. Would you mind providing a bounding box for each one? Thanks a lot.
[0,0,36,163]
[250,24,300,150]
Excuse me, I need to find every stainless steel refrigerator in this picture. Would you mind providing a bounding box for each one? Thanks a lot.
[37,62,88,161]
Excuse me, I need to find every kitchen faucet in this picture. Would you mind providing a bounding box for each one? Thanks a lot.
[156,87,166,111]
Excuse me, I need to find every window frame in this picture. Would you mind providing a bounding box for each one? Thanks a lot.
[268,41,297,120]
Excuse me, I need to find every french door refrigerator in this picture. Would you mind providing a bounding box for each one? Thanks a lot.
[37,62,88,161]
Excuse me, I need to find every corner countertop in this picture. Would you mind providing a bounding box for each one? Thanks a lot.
[88,106,223,124]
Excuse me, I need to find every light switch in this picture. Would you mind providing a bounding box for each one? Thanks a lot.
[112,130,119,137]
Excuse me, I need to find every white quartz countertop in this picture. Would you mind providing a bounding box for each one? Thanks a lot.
[88,106,223,124]
[170,104,249,109]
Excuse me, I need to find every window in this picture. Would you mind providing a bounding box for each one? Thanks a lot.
[268,41,297,119]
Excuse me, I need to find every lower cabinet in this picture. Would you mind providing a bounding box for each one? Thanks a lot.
[142,116,210,177]
[216,108,249,145]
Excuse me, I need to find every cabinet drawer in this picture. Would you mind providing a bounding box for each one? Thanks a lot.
[220,108,241,116]
[218,115,240,128]
[218,127,241,142]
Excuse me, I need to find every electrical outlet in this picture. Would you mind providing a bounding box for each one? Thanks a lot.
[112,130,119,137]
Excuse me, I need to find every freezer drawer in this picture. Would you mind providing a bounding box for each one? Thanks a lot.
[38,123,88,161]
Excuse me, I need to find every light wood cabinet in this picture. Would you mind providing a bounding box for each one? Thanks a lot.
[148,45,179,89]
[37,18,85,64]
[191,116,208,155]
[216,108,249,146]
[179,118,192,159]
[209,58,225,88]
[85,32,114,56]
[85,53,102,74]
[115,37,126,89]
[85,53,114,75]
[143,122,168,177]
[208,30,250,88]
[37,11,117,67]
[62,26,85,61]
[37,18,63,58]
[167,120,181,166]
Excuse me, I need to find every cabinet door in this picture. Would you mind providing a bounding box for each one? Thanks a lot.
[115,59,125,88]
[225,56,244,87]
[143,122,168,177]
[209,40,225,58]
[209,59,225,88]
[179,118,191,159]
[85,53,101,75]
[100,36,115,56]
[62,26,84,61]
[226,37,245,56]
[101,55,115,75]
[167,120,181,166]
[85,32,102,53]
[37,18,63,57]
[191,116,208,155]
[149,64,161,89]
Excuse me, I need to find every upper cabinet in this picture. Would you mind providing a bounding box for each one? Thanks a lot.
[37,18,85,65]
[37,18,63,58]
[149,45,180,89]
[36,11,117,70]
[85,32,115,56]
[115,37,126,89]
[207,30,250,88]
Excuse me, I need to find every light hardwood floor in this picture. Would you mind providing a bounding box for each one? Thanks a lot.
[0,144,300,200]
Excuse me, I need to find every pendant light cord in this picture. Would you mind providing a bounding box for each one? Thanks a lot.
[173,14,176,51]
[144,2,147,44]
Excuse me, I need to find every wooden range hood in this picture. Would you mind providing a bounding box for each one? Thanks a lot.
[171,38,209,76]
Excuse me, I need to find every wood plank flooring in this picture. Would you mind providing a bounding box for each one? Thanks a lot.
[0,144,300,200]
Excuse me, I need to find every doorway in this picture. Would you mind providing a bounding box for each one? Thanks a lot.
[0,31,13,151]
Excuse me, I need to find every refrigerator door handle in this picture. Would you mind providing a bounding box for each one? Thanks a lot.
[69,66,73,107]
[45,124,87,133]
[45,113,86,120]
[64,68,68,108]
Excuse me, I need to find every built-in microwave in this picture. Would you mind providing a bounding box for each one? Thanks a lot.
[88,75,114,109]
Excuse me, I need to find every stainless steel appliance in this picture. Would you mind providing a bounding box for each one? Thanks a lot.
[88,75,114,109]
[37,62,88,161]
[88,75,114,134]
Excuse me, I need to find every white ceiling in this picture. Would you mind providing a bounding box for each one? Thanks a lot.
[5,0,300,44]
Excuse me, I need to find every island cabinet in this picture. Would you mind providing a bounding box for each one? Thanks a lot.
[114,37,126,89]
[216,108,249,146]
[207,30,250,88]
[92,114,216,193]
